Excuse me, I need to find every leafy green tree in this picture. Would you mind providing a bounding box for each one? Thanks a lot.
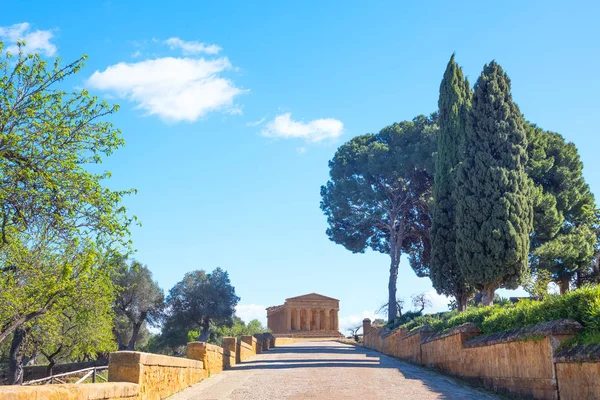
[26,267,116,378]
[430,54,475,311]
[2,238,115,384]
[455,61,533,306]
[162,268,239,347]
[526,124,598,293]
[112,258,164,350]
[0,42,133,344]
[213,317,266,344]
[321,116,437,322]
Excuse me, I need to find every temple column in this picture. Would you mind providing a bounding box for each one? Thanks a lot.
[285,308,291,331]
[295,308,301,331]
[315,309,321,330]
[304,309,311,330]
[334,311,339,331]
[324,309,330,330]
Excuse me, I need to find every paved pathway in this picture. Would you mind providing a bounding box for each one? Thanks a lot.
[170,341,500,400]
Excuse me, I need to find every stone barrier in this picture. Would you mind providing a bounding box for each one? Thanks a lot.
[554,343,600,400]
[362,318,590,400]
[0,382,139,399]
[0,331,273,400]
[236,339,254,363]
[108,351,206,400]
[187,342,234,376]
[241,335,258,354]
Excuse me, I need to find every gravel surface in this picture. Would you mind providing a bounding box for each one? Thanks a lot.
[169,340,500,400]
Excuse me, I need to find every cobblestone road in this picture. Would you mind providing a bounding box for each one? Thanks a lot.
[169,341,500,400]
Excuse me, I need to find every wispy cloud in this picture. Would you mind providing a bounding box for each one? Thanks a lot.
[164,37,221,55]
[246,116,267,127]
[87,56,246,122]
[0,22,57,56]
[296,147,307,154]
[261,113,343,143]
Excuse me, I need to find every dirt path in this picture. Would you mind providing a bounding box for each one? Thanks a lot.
[169,341,500,400]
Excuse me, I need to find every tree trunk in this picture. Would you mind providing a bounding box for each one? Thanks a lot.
[198,320,211,342]
[127,319,144,351]
[457,292,470,312]
[113,327,126,350]
[46,360,56,378]
[559,276,570,294]
[0,308,47,345]
[480,285,496,307]
[387,251,399,323]
[8,327,28,385]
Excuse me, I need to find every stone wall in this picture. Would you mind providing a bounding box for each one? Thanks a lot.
[237,340,254,363]
[0,331,272,400]
[187,342,234,376]
[0,382,139,399]
[108,351,206,400]
[554,344,600,400]
[363,318,597,400]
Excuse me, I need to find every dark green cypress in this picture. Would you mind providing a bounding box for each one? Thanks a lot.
[430,54,474,311]
[455,61,533,306]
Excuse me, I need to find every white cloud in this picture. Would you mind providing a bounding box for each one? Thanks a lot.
[339,310,378,334]
[296,147,307,154]
[87,57,245,122]
[235,304,267,327]
[131,50,141,58]
[246,116,267,127]
[164,37,221,55]
[261,113,343,143]
[0,22,57,56]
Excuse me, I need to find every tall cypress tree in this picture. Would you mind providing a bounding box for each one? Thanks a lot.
[430,54,474,311]
[455,61,533,306]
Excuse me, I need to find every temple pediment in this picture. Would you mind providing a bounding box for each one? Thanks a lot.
[285,293,339,302]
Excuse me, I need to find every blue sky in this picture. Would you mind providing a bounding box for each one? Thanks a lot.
[2,1,600,331]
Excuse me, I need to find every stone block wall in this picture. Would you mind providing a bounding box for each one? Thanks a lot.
[0,382,139,400]
[363,318,596,400]
[187,342,233,376]
[0,331,273,400]
[241,335,258,354]
[554,344,600,400]
[108,351,206,400]
[237,340,254,363]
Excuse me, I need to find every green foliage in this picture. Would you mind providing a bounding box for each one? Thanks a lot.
[526,123,598,288]
[0,41,133,345]
[455,61,533,303]
[0,42,134,247]
[27,266,117,366]
[396,286,600,346]
[430,54,474,310]
[161,268,239,348]
[321,115,437,321]
[214,317,266,343]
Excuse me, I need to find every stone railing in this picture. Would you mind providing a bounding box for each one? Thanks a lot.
[0,332,272,400]
[108,351,206,400]
[362,318,598,400]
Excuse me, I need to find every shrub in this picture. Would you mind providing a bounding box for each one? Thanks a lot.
[390,285,600,345]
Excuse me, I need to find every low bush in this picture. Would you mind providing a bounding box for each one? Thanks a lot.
[394,285,600,346]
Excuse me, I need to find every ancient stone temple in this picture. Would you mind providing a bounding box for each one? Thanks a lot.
[266,293,342,337]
